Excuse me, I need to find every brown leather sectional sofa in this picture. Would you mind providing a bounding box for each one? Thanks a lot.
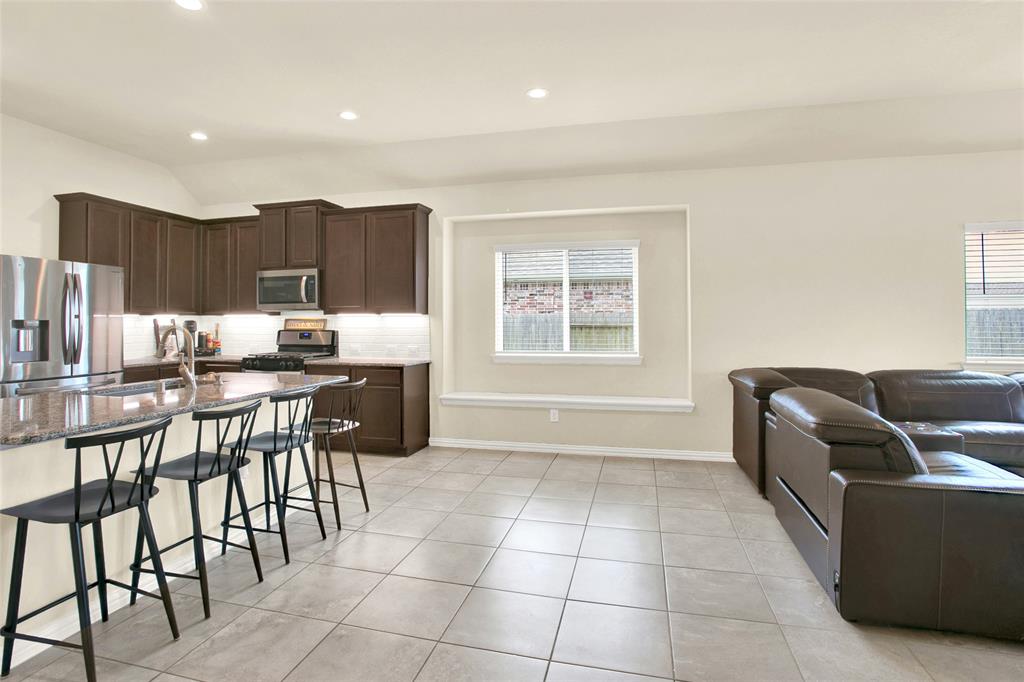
[729,367,1024,640]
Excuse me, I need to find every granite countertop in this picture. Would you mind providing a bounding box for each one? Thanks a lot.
[306,357,430,368]
[125,354,245,368]
[0,372,346,447]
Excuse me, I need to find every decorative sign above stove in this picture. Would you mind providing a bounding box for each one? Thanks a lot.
[284,318,328,330]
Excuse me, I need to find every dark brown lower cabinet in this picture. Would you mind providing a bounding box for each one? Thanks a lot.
[195,360,242,374]
[311,363,429,456]
[123,364,181,383]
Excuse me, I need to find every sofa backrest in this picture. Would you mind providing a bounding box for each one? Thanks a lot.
[868,370,1024,423]
[773,367,879,412]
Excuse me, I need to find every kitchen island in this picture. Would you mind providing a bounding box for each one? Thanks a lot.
[0,372,347,669]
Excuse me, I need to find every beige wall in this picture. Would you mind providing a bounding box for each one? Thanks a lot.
[452,211,688,397]
[206,150,1024,454]
[0,114,200,258]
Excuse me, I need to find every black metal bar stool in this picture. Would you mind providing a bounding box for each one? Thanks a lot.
[129,400,263,619]
[222,385,325,563]
[307,379,369,529]
[1,417,179,682]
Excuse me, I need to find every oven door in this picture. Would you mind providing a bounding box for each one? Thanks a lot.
[257,269,319,312]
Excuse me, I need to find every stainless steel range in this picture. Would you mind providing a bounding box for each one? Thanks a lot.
[240,329,337,373]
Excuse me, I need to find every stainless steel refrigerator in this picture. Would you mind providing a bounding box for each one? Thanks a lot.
[0,255,123,397]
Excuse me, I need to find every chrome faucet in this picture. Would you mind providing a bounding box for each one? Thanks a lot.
[156,325,197,390]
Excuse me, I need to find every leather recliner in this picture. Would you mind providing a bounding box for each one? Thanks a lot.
[869,369,1024,476]
[766,387,1024,640]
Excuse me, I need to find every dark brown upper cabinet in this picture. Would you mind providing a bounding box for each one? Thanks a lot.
[128,210,166,314]
[56,194,131,309]
[255,199,341,270]
[165,219,200,313]
[232,219,261,312]
[202,223,232,314]
[320,204,430,315]
[321,213,367,313]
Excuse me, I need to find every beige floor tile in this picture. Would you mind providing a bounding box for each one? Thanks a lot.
[342,482,414,505]
[595,483,658,506]
[519,497,591,524]
[655,470,715,489]
[460,448,511,460]
[475,475,541,496]
[393,540,495,584]
[360,506,447,538]
[742,539,816,579]
[658,507,735,537]
[416,643,547,682]
[317,531,420,572]
[391,486,467,512]
[654,459,709,473]
[258,520,350,563]
[501,520,585,556]
[532,479,597,501]
[284,625,434,682]
[759,575,849,630]
[662,533,752,573]
[655,487,725,511]
[370,467,435,486]
[169,608,333,682]
[476,548,577,598]
[783,625,932,680]
[580,526,663,564]
[177,551,306,607]
[602,456,655,470]
[343,575,470,639]
[729,511,789,541]
[545,662,669,681]
[442,456,501,474]
[669,612,801,681]
[544,463,602,483]
[905,640,1024,682]
[491,460,552,478]
[569,558,666,610]
[427,512,514,546]
[719,490,774,515]
[587,502,660,531]
[442,587,563,658]
[256,563,382,621]
[454,492,529,518]
[553,601,673,678]
[600,468,656,486]
[420,471,485,492]
[27,656,158,682]
[665,567,775,622]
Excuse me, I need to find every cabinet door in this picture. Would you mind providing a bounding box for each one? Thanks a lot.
[322,213,366,313]
[128,210,166,313]
[199,361,241,374]
[203,224,232,313]
[87,202,130,270]
[259,207,287,269]
[286,206,319,268]
[232,220,261,312]
[165,220,200,313]
[366,211,417,313]
[124,365,160,383]
[353,368,403,451]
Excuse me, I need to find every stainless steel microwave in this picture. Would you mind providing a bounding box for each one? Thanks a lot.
[257,268,319,312]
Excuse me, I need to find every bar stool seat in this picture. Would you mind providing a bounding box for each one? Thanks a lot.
[246,430,313,452]
[2,481,159,524]
[141,452,251,482]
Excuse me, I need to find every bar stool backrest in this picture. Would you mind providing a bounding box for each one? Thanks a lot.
[269,385,320,452]
[320,379,368,432]
[63,416,174,523]
[191,400,262,479]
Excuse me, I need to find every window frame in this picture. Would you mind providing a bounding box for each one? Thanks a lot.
[963,220,1024,369]
[493,240,641,365]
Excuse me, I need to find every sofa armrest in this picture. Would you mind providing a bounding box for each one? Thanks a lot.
[728,368,796,399]
[827,469,1024,639]
[896,424,965,453]
[770,387,926,474]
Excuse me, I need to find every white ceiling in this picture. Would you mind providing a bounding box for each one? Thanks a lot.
[2,0,1023,201]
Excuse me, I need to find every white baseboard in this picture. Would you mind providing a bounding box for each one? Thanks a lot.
[428,437,732,462]
[9,509,287,671]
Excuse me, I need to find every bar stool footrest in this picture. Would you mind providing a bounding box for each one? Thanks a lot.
[1,628,84,651]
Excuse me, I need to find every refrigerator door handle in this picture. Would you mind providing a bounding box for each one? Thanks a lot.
[73,273,84,364]
[61,273,73,365]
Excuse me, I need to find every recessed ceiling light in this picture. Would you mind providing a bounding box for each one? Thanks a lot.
[339,111,359,121]
[526,88,549,99]
[175,0,204,10]
[189,131,208,141]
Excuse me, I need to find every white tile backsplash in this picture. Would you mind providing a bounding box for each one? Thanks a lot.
[123,313,430,361]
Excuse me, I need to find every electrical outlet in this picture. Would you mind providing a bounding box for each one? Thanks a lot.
[549,408,559,423]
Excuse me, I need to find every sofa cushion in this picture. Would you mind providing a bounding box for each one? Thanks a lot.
[774,367,878,412]
[919,451,1022,480]
[868,370,1024,423]
[929,420,1024,469]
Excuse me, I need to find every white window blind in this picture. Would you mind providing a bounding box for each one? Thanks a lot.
[965,226,1024,360]
[495,243,638,355]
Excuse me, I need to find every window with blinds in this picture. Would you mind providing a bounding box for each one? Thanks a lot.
[495,243,639,355]
[965,226,1024,360]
